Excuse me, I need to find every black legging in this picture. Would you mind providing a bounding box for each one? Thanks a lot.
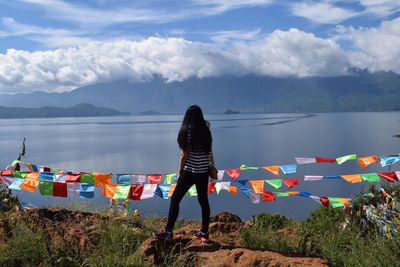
[166,170,210,232]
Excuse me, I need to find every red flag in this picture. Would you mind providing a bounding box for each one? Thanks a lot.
[320,197,329,207]
[208,182,216,194]
[262,191,276,202]
[378,172,397,182]
[315,157,336,163]
[282,178,299,188]
[147,174,162,184]
[128,184,144,200]
[226,169,240,180]
[66,173,80,183]
[1,170,12,176]
[53,182,67,198]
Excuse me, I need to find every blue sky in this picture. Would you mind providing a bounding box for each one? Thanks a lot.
[0,0,400,93]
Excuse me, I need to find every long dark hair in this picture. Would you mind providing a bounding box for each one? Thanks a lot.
[178,105,212,153]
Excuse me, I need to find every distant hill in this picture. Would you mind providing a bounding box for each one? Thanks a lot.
[0,69,399,113]
[0,103,129,119]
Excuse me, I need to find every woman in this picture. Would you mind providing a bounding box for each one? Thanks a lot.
[152,105,215,240]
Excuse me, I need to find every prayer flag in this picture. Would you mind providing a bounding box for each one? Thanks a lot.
[188,185,197,197]
[262,191,276,202]
[279,165,297,175]
[217,170,225,181]
[25,172,39,180]
[147,174,162,184]
[31,164,39,172]
[102,184,117,199]
[379,156,400,167]
[141,184,157,200]
[53,182,67,197]
[249,191,261,204]
[340,174,362,184]
[208,182,216,194]
[336,154,357,165]
[80,173,95,185]
[66,173,80,183]
[67,183,80,197]
[274,192,289,197]
[228,186,237,195]
[238,187,249,197]
[249,180,264,194]
[226,169,240,180]
[299,192,312,198]
[155,185,170,199]
[54,173,67,183]
[20,179,39,192]
[234,180,247,186]
[262,166,279,176]
[168,184,176,197]
[378,172,397,182]
[282,178,299,188]
[39,181,53,195]
[25,163,33,172]
[215,182,231,194]
[315,157,336,163]
[265,179,282,190]
[93,173,112,187]
[12,171,27,179]
[131,175,146,183]
[320,197,329,207]
[117,175,131,184]
[325,175,341,180]
[39,172,54,181]
[361,173,380,183]
[163,173,176,184]
[1,170,12,176]
[1,177,13,186]
[309,195,321,204]
[80,184,94,199]
[295,158,316,164]
[9,178,24,191]
[239,165,258,171]
[328,197,346,208]
[304,175,324,181]
[357,156,378,169]
[287,191,300,196]
[128,184,144,200]
[114,184,131,199]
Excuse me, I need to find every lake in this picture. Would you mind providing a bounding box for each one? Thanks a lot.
[0,112,399,221]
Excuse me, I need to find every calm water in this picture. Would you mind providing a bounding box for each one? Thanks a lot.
[0,112,399,221]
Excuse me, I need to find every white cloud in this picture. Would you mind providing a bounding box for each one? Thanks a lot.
[337,17,400,73]
[0,28,352,93]
[209,28,262,43]
[359,0,400,17]
[291,2,358,24]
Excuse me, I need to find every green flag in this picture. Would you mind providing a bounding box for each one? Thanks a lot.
[39,181,53,195]
[328,197,345,208]
[336,154,357,165]
[113,184,131,199]
[12,171,27,178]
[11,160,20,166]
[274,192,289,197]
[240,165,259,171]
[163,173,176,184]
[187,185,197,197]
[80,173,95,185]
[266,179,283,190]
[361,173,380,183]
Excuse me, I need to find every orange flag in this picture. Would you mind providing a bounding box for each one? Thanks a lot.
[102,184,117,198]
[262,166,279,177]
[228,186,237,196]
[25,172,39,180]
[341,174,362,184]
[357,155,378,169]
[20,179,39,192]
[168,184,177,197]
[249,180,264,194]
[93,172,112,187]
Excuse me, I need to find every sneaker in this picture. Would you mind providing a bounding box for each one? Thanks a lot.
[152,229,173,239]
[193,230,209,241]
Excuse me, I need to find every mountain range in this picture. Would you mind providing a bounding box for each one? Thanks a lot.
[0,69,399,114]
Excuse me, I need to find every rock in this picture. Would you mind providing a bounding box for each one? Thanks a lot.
[210,212,242,223]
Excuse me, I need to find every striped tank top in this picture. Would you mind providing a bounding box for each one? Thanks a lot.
[183,128,211,173]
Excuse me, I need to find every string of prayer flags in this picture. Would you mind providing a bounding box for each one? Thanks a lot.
[263,166,279,177]
[80,184,95,199]
[147,174,162,184]
[226,169,240,180]
[262,191,276,202]
[357,155,378,169]
[295,158,316,164]
[279,164,297,175]
[239,165,258,171]
[379,156,400,167]
[274,192,290,197]
[336,154,357,165]
[265,179,282,190]
[304,175,324,181]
